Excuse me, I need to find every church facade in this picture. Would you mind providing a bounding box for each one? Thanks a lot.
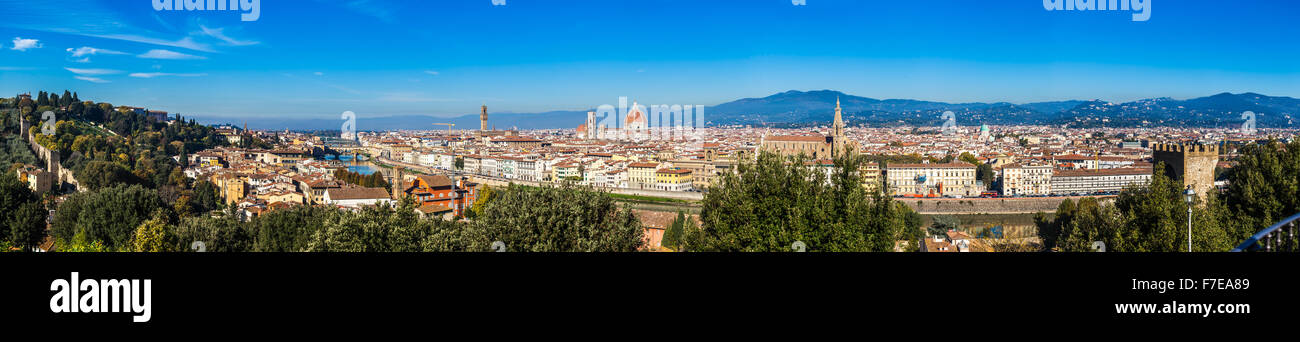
[760,98,855,159]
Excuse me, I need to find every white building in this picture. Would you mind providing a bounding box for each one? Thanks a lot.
[1050,168,1152,196]
[886,163,980,197]
[480,157,499,178]
[437,153,455,170]
[418,153,439,167]
[516,159,539,182]
[1001,164,1054,196]
[323,187,393,209]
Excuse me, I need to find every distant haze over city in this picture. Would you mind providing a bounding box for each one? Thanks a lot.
[203,90,1300,131]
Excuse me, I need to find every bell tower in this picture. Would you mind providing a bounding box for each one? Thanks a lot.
[480,104,489,132]
[832,97,848,156]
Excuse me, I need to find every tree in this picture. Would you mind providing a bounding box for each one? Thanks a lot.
[51,184,165,250]
[1032,163,1244,252]
[253,205,337,252]
[304,199,427,252]
[132,211,177,252]
[468,185,495,218]
[663,211,686,251]
[1223,140,1300,237]
[8,201,47,251]
[1035,199,1074,251]
[976,164,994,189]
[692,151,913,252]
[928,215,960,237]
[191,180,223,213]
[958,152,980,165]
[172,213,254,252]
[78,161,138,191]
[454,156,464,171]
[0,172,40,245]
[467,184,644,252]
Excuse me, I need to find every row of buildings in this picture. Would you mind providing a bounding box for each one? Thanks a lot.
[186,146,480,220]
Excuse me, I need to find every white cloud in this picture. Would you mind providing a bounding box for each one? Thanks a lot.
[424,70,440,76]
[196,25,259,46]
[74,76,110,83]
[67,46,127,57]
[129,72,207,78]
[65,67,122,75]
[11,37,41,51]
[139,49,206,60]
[90,34,215,53]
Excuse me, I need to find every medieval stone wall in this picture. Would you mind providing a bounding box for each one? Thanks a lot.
[1152,143,1218,200]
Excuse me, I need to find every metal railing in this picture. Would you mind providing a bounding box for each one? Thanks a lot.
[1231,212,1300,252]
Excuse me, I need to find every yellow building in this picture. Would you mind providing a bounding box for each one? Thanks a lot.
[861,162,882,193]
[552,163,580,181]
[628,162,659,189]
[655,168,693,192]
[258,191,306,205]
[212,174,248,205]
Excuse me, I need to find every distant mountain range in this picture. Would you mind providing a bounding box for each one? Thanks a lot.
[210,90,1299,131]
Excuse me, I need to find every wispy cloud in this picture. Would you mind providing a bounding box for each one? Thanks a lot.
[424,70,440,76]
[196,25,259,46]
[66,46,128,62]
[0,0,218,53]
[0,66,37,71]
[139,49,207,60]
[65,67,123,76]
[67,46,127,57]
[74,76,110,83]
[314,72,325,76]
[129,72,208,78]
[90,34,215,53]
[11,37,41,51]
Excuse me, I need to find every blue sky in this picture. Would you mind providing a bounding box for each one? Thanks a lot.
[1,0,1298,121]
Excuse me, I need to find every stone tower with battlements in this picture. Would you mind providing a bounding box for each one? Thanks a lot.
[480,105,489,132]
[1152,143,1219,201]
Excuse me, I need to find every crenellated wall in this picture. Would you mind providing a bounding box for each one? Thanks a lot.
[18,116,84,192]
[1151,143,1218,201]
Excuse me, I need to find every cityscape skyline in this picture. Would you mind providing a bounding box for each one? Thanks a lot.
[1,0,1298,121]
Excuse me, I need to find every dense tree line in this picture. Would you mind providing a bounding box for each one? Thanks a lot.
[53,182,645,252]
[10,91,228,193]
[686,151,923,252]
[0,172,47,251]
[333,168,390,191]
[1036,140,1300,252]
[0,108,38,167]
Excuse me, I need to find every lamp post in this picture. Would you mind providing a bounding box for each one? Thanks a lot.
[1185,186,1196,252]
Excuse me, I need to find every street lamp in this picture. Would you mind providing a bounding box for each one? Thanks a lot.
[1184,186,1196,252]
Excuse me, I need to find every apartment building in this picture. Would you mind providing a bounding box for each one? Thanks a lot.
[886,162,979,197]
[1000,164,1054,196]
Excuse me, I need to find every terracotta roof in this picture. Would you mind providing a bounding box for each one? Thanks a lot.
[496,137,543,143]
[417,204,454,214]
[326,187,391,201]
[416,175,454,188]
[767,135,829,143]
